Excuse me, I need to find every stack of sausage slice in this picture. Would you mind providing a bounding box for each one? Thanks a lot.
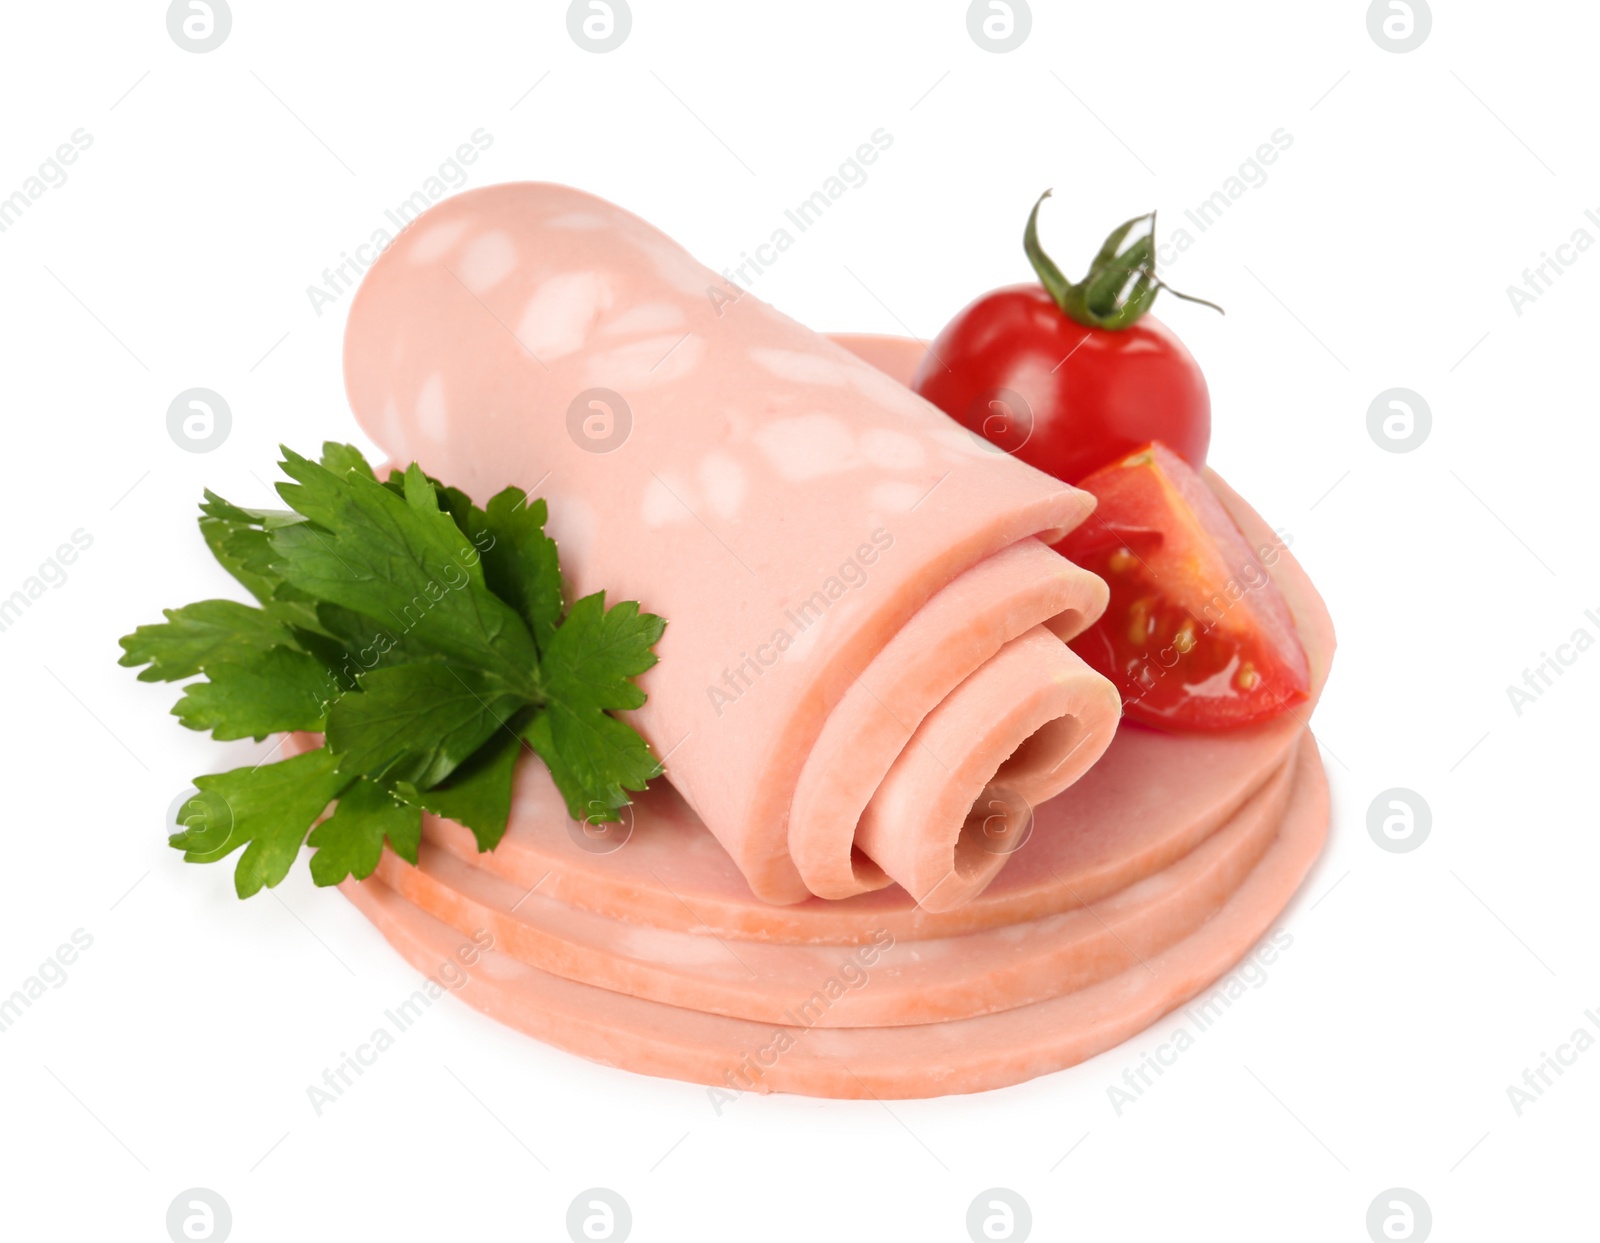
[337,456,1331,1098]
[332,185,1333,1097]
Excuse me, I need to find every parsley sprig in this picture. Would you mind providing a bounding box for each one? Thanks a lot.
[120,443,665,898]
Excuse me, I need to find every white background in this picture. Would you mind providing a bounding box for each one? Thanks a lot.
[1,1,1595,1239]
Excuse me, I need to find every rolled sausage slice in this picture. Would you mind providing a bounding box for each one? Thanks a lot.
[343,183,1121,908]
[789,539,1110,902]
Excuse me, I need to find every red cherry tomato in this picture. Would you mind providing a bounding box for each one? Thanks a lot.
[1054,443,1311,731]
[911,284,1209,484]
[912,191,1217,484]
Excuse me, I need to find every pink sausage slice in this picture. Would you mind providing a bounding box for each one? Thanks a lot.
[340,736,1329,1098]
[342,184,1119,907]
[789,539,1111,901]
[854,623,1119,910]
[289,444,1330,944]
[370,745,1296,1027]
[409,706,1301,943]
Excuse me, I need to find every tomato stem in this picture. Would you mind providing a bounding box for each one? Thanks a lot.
[1024,191,1224,331]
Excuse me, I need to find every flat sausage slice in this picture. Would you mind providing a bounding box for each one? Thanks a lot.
[372,749,1297,1026]
[340,736,1328,1098]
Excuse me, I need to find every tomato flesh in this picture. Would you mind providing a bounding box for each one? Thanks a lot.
[911,284,1209,484]
[1055,443,1310,730]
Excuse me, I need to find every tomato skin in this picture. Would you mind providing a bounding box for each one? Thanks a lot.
[911,284,1210,485]
[1054,443,1310,731]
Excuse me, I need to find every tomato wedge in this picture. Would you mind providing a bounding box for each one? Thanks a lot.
[1055,443,1310,730]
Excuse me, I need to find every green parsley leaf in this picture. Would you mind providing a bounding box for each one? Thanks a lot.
[307,778,422,886]
[172,646,340,740]
[170,749,352,897]
[472,488,564,658]
[130,445,666,898]
[325,662,525,788]
[397,730,522,852]
[310,601,436,675]
[118,600,297,683]
[199,490,294,529]
[382,464,478,539]
[318,441,379,481]
[271,450,539,689]
[542,592,663,711]
[198,490,306,607]
[522,592,665,823]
